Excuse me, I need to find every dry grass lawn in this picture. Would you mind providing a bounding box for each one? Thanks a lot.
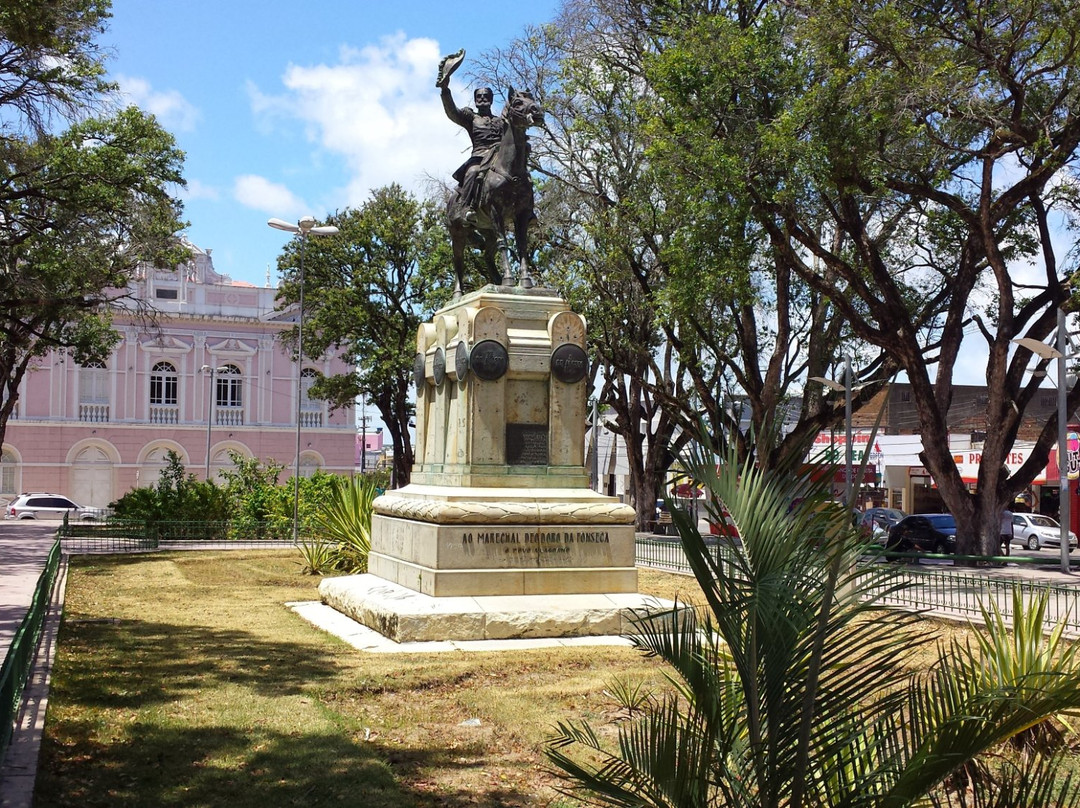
[35,550,981,808]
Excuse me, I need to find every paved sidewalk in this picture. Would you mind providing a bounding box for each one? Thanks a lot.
[0,525,59,654]
[0,557,66,808]
[0,523,65,808]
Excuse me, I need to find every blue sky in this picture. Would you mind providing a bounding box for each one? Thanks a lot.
[101,0,560,287]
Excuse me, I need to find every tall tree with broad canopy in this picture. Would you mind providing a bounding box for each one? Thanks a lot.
[474,2,898,529]
[0,0,112,135]
[0,0,188,449]
[636,0,1080,554]
[273,185,454,489]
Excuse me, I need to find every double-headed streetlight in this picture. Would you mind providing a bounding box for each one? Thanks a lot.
[1014,313,1075,574]
[202,364,229,480]
[268,215,340,543]
[811,354,855,504]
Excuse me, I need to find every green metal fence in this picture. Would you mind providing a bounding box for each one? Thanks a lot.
[634,538,1080,635]
[0,539,60,762]
[56,519,309,553]
[864,567,1080,634]
[56,520,158,553]
[635,537,731,572]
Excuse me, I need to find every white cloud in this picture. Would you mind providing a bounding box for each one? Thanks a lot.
[115,75,201,132]
[181,178,220,201]
[249,32,474,207]
[233,175,306,216]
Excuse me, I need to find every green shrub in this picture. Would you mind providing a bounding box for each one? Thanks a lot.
[219,454,291,539]
[110,451,229,526]
[296,470,342,535]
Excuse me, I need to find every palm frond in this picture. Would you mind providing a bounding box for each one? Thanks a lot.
[547,425,1080,808]
[883,588,1080,804]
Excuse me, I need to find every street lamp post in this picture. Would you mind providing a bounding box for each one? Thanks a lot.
[844,354,853,502]
[268,216,340,543]
[1058,310,1071,575]
[1014,324,1074,575]
[202,364,229,480]
[811,354,855,504]
[591,398,600,493]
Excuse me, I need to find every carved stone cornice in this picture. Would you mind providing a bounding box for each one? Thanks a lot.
[374,490,636,525]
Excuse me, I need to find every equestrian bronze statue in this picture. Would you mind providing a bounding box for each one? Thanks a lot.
[437,50,544,297]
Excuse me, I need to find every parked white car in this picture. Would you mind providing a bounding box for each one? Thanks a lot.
[5,493,99,521]
[1011,513,1077,551]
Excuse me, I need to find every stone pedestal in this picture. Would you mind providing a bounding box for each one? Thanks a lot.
[319,285,668,643]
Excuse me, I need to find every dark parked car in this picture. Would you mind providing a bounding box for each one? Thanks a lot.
[886,514,957,554]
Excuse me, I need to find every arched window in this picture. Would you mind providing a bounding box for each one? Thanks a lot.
[1,449,17,495]
[71,445,113,507]
[78,360,110,422]
[150,361,177,405]
[300,368,322,427]
[299,451,322,479]
[215,365,243,425]
[149,361,178,423]
[141,446,174,487]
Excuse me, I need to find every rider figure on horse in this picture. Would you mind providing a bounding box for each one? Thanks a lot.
[437,50,506,224]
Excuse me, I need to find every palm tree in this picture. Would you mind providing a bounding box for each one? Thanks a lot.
[547,433,1080,807]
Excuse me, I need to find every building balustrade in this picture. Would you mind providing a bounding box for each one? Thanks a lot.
[149,405,179,424]
[215,407,244,427]
[78,403,110,422]
[299,411,323,428]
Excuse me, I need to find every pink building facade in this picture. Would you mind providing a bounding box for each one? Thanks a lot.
[0,243,356,508]
[355,429,386,472]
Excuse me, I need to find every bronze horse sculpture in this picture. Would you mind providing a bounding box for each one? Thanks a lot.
[446,87,543,297]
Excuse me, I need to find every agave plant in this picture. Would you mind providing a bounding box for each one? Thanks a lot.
[547,433,1080,807]
[311,474,380,574]
[296,536,338,575]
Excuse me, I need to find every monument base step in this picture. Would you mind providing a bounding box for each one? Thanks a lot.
[318,574,677,643]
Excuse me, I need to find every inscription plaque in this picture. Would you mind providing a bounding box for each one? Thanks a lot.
[506,423,548,465]
[454,340,469,379]
[432,346,446,385]
[471,339,509,381]
[412,352,426,389]
[550,343,588,384]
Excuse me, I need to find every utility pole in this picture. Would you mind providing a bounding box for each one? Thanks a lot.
[359,401,371,474]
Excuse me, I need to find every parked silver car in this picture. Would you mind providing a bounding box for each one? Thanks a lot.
[859,507,906,545]
[5,493,98,520]
[1011,513,1077,551]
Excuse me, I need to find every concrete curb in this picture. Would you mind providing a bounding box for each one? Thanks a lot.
[0,554,68,808]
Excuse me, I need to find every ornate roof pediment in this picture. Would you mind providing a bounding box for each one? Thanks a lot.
[139,335,191,354]
[206,337,257,357]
